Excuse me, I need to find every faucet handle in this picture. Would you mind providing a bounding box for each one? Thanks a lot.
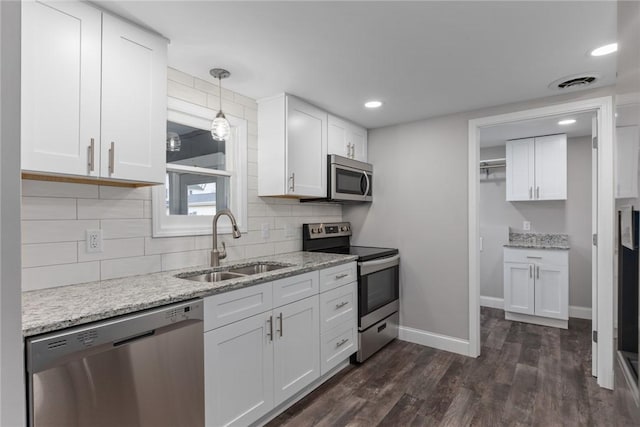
[219,241,227,260]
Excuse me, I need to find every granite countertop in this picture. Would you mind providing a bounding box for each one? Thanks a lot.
[22,251,357,337]
[503,231,570,250]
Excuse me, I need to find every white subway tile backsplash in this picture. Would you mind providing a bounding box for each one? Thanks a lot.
[22,262,100,291]
[20,67,342,291]
[100,255,161,281]
[78,238,145,262]
[22,220,100,244]
[101,219,151,239]
[99,186,152,200]
[78,199,143,219]
[145,236,195,255]
[22,242,77,268]
[22,179,98,198]
[22,197,77,220]
[161,250,208,271]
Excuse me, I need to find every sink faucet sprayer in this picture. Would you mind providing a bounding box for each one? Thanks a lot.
[211,209,241,267]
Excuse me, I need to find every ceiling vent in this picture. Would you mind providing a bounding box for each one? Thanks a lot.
[549,73,599,90]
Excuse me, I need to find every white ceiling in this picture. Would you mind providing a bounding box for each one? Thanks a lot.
[479,111,595,148]
[93,1,617,129]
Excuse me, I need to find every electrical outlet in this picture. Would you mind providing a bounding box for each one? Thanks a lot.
[523,221,531,231]
[261,223,270,239]
[86,229,103,253]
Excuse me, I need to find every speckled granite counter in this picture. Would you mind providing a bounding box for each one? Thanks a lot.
[503,231,570,250]
[22,251,357,337]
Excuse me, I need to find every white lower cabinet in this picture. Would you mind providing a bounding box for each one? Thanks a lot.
[203,263,357,426]
[503,248,568,326]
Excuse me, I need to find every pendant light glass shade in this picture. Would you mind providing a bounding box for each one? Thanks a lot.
[166,132,181,151]
[209,68,231,141]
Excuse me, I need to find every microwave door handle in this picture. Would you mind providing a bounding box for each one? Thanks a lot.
[363,171,370,199]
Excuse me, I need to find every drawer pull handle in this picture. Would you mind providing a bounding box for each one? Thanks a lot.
[335,301,349,309]
[335,273,349,279]
[336,338,349,348]
[526,256,542,259]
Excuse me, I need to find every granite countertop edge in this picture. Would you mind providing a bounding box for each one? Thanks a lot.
[503,243,570,250]
[22,252,358,337]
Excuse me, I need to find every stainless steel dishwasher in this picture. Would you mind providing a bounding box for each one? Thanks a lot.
[26,300,204,427]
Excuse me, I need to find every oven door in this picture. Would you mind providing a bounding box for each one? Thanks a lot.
[331,163,373,202]
[358,255,400,329]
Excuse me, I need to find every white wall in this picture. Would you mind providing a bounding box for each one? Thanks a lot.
[344,86,613,342]
[21,68,342,291]
[0,1,25,424]
[479,136,593,311]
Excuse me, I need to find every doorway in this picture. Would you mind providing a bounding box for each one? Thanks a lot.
[468,96,615,389]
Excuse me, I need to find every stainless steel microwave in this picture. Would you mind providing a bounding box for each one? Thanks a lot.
[329,154,372,202]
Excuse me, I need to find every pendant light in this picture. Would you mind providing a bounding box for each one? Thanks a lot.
[209,68,231,141]
[166,131,181,152]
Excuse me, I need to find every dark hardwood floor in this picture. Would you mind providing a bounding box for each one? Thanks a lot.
[267,308,637,427]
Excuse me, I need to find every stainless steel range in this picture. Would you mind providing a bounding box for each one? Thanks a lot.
[303,222,399,362]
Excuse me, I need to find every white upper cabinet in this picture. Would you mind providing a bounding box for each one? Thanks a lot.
[505,134,567,201]
[258,94,327,198]
[21,0,102,177]
[615,126,639,199]
[328,115,368,162]
[21,1,167,184]
[101,14,167,183]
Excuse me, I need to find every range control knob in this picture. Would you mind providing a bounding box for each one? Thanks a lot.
[318,228,323,234]
[311,228,317,234]
[340,226,348,232]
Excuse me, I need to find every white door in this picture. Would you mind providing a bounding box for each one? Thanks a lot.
[534,264,569,320]
[349,124,368,162]
[273,296,320,405]
[591,114,598,377]
[285,96,327,197]
[21,0,101,177]
[534,134,567,200]
[101,14,167,183]
[506,138,535,201]
[328,115,349,158]
[504,262,535,315]
[204,312,274,427]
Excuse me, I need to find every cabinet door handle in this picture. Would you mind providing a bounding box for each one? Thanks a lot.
[536,266,540,279]
[335,301,349,309]
[529,187,532,199]
[278,312,283,337]
[289,173,295,192]
[267,315,273,341]
[350,143,355,158]
[336,338,349,348]
[88,138,95,172]
[335,273,349,280]
[526,256,542,259]
[529,264,533,278]
[108,142,115,175]
[536,186,540,199]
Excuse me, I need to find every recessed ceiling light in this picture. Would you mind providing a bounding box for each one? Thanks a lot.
[591,43,618,56]
[364,100,382,109]
[558,119,576,125]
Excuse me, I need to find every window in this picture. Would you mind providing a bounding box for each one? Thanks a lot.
[152,97,247,237]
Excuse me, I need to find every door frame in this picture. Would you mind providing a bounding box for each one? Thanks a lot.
[468,96,615,389]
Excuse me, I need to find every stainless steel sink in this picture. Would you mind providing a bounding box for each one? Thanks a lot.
[180,271,246,283]
[227,263,290,275]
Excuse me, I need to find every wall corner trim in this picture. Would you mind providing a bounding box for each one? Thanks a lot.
[398,325,471,357]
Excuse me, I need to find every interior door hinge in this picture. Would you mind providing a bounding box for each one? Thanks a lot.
[592,233,597,246]
[592,330,598,343]
[592,136,598,149]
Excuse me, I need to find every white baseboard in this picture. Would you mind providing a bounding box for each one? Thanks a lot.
[479,296,504,309]
[399,326,470,356]
[479,296,592,320]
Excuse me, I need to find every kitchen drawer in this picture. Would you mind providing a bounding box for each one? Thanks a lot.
[319,262,357,292]
[320,320,357,376]
[272,271,319,308]
[503,247,568,266]
[320,282,357,334]
[204,282,273,332]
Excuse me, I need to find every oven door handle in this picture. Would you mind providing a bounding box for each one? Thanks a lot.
[358,254,400,275]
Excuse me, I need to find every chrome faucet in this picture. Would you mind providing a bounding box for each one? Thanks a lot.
[211,209,242,267]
